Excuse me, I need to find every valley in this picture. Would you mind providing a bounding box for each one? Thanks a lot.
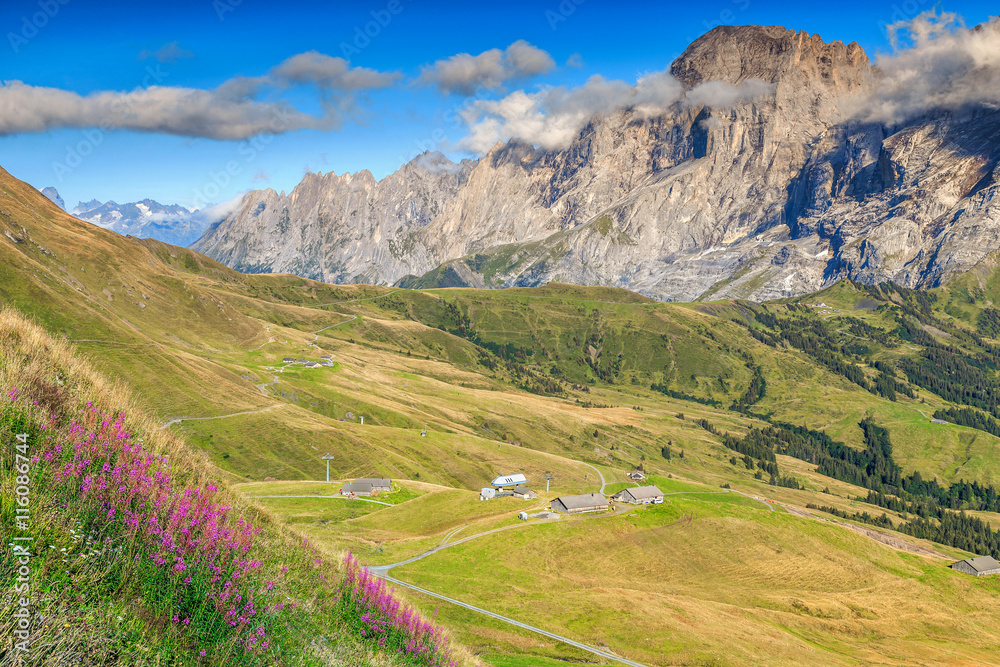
[6,164,1000,664]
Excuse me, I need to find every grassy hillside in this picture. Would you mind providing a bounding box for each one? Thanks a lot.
[4,166,1000,664]
[0,309,472,666]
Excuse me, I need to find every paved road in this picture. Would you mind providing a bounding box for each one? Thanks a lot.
[246,494,392,507]
[370,520,559,576]
[159,403,284,429]
[256,375,279,395]
[376,573,648,667]
[581,461,607,494]
[726,489,774,511]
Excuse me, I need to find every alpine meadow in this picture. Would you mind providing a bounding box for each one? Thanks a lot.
[4,4,1000,667]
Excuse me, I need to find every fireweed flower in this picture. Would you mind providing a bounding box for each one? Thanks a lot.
[12,396,456,665]
[338,552,455,665]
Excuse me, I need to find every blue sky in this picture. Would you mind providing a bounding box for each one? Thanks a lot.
[1,0,996,210]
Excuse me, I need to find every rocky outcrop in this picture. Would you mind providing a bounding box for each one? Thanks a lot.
[193,24,1000,302]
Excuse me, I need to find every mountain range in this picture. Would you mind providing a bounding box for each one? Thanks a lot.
[38,187,216,247]
[192,23,1000,301]
[70,197,216,247]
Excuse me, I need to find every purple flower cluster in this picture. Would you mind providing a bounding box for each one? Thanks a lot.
[31,401,274,657]
[341,553,456,666]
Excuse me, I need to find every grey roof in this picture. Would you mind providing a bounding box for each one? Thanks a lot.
[956,556,1000,573]
[513,485,535,494]
[554,493,608,510]
[355,478,391,488]
[342,482,373,494]
[619,485,663,500]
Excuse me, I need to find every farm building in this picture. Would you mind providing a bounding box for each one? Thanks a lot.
[551,493,608,514]
[512,486,537,500]
[626,470,646,481]
[282,357,295,363]
[613,485,664,504]
[951,556,1000,576]
[355,478,391,492]
[480,487,496,501]
[341,482,373,496]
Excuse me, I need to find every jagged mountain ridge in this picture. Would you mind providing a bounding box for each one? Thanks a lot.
[193,24,1000,301]
[193,152,475,283]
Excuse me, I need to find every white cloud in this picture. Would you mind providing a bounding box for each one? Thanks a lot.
[455,68,776,154]
[456,72,686,153]
[195,194,246,222]
[0,81,326,140]
[270,51,400,90]
[418,40,555,95]
[683,78,773,109]
[0,51,400,140]
[859,12,1000,124]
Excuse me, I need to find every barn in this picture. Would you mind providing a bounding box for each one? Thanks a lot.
[341,481,373,496]
[613,485,664,504]
[551,493,609,514]
[512,486,537,500]
[951,555,1000,576]
[355,478,392,492]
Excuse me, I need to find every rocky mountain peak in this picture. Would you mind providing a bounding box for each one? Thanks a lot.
[194,23,1000,303]
[670,25,870,91]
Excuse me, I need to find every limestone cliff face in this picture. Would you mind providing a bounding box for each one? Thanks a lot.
[191,153,473,284]
[193,24,1000,302]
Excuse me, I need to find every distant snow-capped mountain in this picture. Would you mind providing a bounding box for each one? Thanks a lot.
[41,187,65,210]
[71,198,217,248]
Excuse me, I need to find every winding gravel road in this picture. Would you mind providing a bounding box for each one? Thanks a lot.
[312,315,357,342]
[582,461,607,494]
[159,403,284,429]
